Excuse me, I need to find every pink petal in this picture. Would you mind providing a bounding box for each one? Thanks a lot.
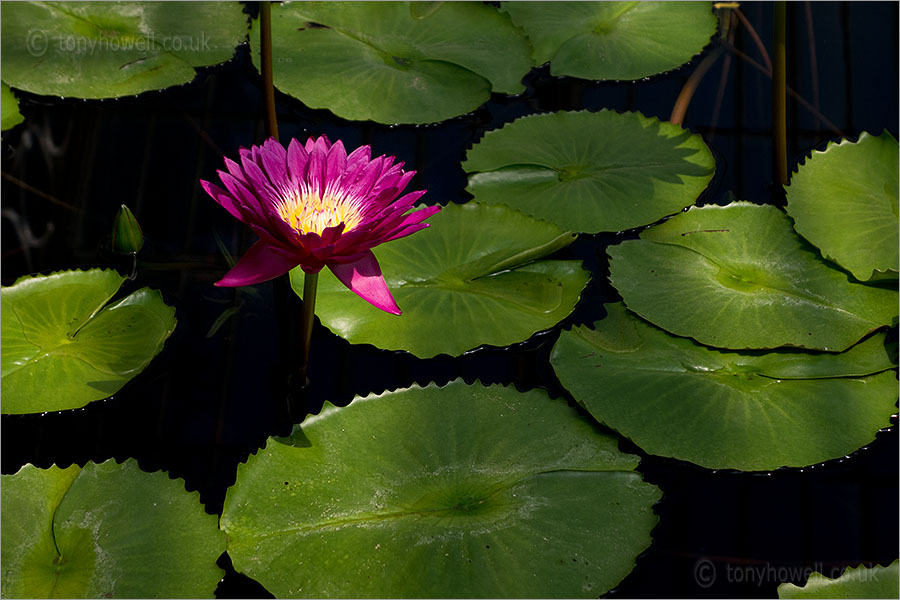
[319,222,346,246]
[356,203,439,248]
[240,157,279,206]
[311,135,331,154]
[218,171,273,226]
[261,138,291,195]
[223,157,249,186]
[376,221,432,244]
[287,138,310,185]
[376,156,399,180]
[324,140,348,196]
[393,170,416,194]
[201,179,244,221]
[262,137,287,162]
[328,251,401,315]
[345,145,371,173]
[215,241,305,287]
[306,145,327,198]
[367,190,429,221]
[346,156,385,198]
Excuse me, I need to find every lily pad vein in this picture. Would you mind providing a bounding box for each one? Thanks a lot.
[648,240,874,323]
[240,467,634,541]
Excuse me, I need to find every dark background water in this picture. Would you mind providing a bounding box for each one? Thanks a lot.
[2,2,898,598]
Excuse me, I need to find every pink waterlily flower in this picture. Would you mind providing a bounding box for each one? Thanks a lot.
[201,136,439,315]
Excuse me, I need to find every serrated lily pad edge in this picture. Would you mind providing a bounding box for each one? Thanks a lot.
[785,130,900,281]
[1,268,178,415]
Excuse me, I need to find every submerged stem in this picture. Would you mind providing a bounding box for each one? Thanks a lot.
[772,1,787,188]
[260,1,278,141]
[298,271,319,384]
[670,46,724,126]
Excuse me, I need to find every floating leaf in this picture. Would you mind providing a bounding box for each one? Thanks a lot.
[291,202,589,358]
[251,1,532,124]
[608,202,898,351]
[778,560,900,599]
[222,380,661,598]
[463,110,715,233]
[501,1,717,80]
[1,459,224,599]
[786,131,899,281]
[0,2,248,99]
[551,303,898,471]
[1,82,24,131]
[1,269,176,414]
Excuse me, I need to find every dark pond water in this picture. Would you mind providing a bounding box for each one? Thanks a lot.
[2,2,897,598]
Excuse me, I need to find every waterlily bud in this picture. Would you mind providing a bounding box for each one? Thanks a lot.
[112,204,144,254]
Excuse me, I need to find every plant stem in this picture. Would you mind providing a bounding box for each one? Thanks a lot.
[298,271,318,384]
[670,46,724,126]
[259,1,278,141]
[1,172,78,212]
[721,40,842,136]
[772,1,788,188]
[260,1,307,388]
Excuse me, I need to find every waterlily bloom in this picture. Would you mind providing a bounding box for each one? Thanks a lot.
[201,136,439,315]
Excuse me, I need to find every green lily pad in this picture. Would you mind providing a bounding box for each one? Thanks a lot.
[251,1,532,124]
[778,560,900,599]
[2,82,24,131]
[1,459,225,599]
[501,1,717,81]
[462,110,715,233]
[221,380,661,599]
[0,2,248,99]
[1,269,176,414]
[291,202,590,358]
[608,202,898,351]
[786,131,899,281]
[551,303,898,471]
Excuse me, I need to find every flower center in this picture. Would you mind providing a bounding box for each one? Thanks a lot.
[275,192,363,236]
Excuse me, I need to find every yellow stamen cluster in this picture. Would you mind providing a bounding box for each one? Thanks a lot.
[276,193,363,236]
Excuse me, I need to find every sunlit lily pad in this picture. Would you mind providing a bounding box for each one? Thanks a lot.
[462,110,715,233]
[551,303,898,471]
[786,131,899,281]
[1,459,224,599]
[222,380,661,598]
[608,202,898,351]
[252,1,532,124]
[501,1,717,80]
[291,202,590,358]
[1,82,24,131]
[778,560,899,599]
[0,1,248,99]
[1,269,176,414]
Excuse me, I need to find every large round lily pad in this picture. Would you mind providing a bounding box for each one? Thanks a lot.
[221,380,661,598]
[1,269,176,414]
[252,2,532,124]
[291,202,590,358]
[778,560,899,599]
[786,131,899,281]
[462,110,715,233]
[608,202,898,351]
[551,303,898,471]
[1,459,225,599]
[501,1,717,81]
[2,82,24,131]
[1,1,248,99]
